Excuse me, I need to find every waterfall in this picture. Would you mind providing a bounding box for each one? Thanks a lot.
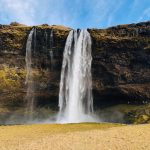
[25,28,35,120]
[44,30,47,52]
[50,30,54,69]
[57,29,97,123]
[33,28,36,54]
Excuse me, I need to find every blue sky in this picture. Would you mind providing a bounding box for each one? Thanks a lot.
[0,0,150,29]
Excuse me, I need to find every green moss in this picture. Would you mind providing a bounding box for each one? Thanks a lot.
[0,26,31,51]
[100,104,150,124]
[0,65,26,92]
[119,104,150,124]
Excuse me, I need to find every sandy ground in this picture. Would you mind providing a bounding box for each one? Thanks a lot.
[0,123,150,150]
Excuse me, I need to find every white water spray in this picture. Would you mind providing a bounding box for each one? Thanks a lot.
[25,28,35,120]
[57,29,97,123]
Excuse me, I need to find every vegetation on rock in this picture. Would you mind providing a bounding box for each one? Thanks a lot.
[0,21,150,124]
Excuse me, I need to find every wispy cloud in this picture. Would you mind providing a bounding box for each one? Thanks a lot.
[128,0,150,23]
[0,0,150,28]
[138,7,150,21]
[0,0,37,25]
[106,0,124,27]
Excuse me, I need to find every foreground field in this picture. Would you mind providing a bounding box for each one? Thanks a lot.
[0,123,150,150]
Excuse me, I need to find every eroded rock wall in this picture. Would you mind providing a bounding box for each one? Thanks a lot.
[0,22,150,110]
[89,22,150,107]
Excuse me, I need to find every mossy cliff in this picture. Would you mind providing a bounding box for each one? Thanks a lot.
[0,22,150,124]
[89,22,150,107]
[0,24,70,109]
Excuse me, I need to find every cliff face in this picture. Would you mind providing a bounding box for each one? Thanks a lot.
[89,22,150,107]
[0,22,150,110]
[0,24,69,109]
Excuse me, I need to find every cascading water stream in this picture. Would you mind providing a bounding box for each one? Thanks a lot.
[57,29,98,123]
[50,30,54,69]
[33,28,36,54]
[25,28,36,120]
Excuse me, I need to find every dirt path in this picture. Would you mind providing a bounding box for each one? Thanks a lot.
[0,123,150,150]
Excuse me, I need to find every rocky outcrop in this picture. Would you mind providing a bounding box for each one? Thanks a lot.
[0,22,150,110]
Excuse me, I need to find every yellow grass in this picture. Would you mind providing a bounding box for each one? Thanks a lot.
[0,123,150,150]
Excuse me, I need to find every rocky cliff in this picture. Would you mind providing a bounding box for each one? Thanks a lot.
[90,22,150,108]
[0,22,150,111]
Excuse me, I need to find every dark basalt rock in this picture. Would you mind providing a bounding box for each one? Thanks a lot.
[0,22,150,110]
[89,22,150,108]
